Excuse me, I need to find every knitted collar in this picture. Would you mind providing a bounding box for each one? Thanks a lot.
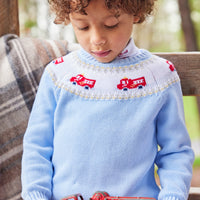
[77,38,151,68]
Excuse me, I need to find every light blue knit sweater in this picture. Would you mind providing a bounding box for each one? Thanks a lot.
[21,43,194,200]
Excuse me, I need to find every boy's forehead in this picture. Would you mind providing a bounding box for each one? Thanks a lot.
[70,12,118,21]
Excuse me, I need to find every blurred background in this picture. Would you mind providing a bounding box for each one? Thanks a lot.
[18,0,200,186]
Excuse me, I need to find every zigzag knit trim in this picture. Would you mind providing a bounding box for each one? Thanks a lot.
[48,70,179,100]
[47,52,180,100]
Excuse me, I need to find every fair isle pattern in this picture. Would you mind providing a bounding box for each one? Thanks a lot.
[47,51,180,100]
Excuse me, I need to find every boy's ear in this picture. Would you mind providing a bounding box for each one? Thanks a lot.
[64,18,71,25]
[133,16,140,23]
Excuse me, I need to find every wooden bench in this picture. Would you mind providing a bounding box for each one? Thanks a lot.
[0,1,199,200]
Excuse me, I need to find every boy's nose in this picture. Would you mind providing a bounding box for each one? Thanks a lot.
[90,28,106,46]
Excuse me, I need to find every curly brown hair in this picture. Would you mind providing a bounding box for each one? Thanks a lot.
[48,0,156,25]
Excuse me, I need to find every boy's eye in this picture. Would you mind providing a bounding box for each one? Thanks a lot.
[78,26,89,31]
[77,23,118,31]
[105,23,119,29]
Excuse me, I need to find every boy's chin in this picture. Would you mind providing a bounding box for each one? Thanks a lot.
[92,55,116,63]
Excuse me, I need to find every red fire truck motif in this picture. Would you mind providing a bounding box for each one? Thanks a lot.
[117,76,146,91]
[53,57,64,64]
[166,60,175,71]
[70,74,96,89]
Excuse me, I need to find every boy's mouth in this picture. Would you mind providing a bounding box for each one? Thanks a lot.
[91,50,111,58]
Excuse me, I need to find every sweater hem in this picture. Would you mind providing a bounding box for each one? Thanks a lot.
[158,193,187,200]
[22,191,49,200]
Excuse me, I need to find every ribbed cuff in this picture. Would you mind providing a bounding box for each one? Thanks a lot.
[161,196,180,200]
[24,191,49,200]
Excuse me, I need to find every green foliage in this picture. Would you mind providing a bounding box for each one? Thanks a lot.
[183,97,200,140]
[183,96,200,168]
[193,156,200,168]
[24,20,37,29]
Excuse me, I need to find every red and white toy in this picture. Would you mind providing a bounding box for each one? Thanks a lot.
[62,191,156,200]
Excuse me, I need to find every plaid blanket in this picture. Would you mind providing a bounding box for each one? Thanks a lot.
[0,34,74,200]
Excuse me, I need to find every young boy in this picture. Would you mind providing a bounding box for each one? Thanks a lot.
[21,0,194,200]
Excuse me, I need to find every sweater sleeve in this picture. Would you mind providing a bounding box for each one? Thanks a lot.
[21,66,57,200]
[155,81,194,200]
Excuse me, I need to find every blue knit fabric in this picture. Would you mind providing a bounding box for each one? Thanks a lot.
[21,45,194,200]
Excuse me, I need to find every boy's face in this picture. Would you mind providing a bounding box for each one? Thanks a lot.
[69,0,138,63]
